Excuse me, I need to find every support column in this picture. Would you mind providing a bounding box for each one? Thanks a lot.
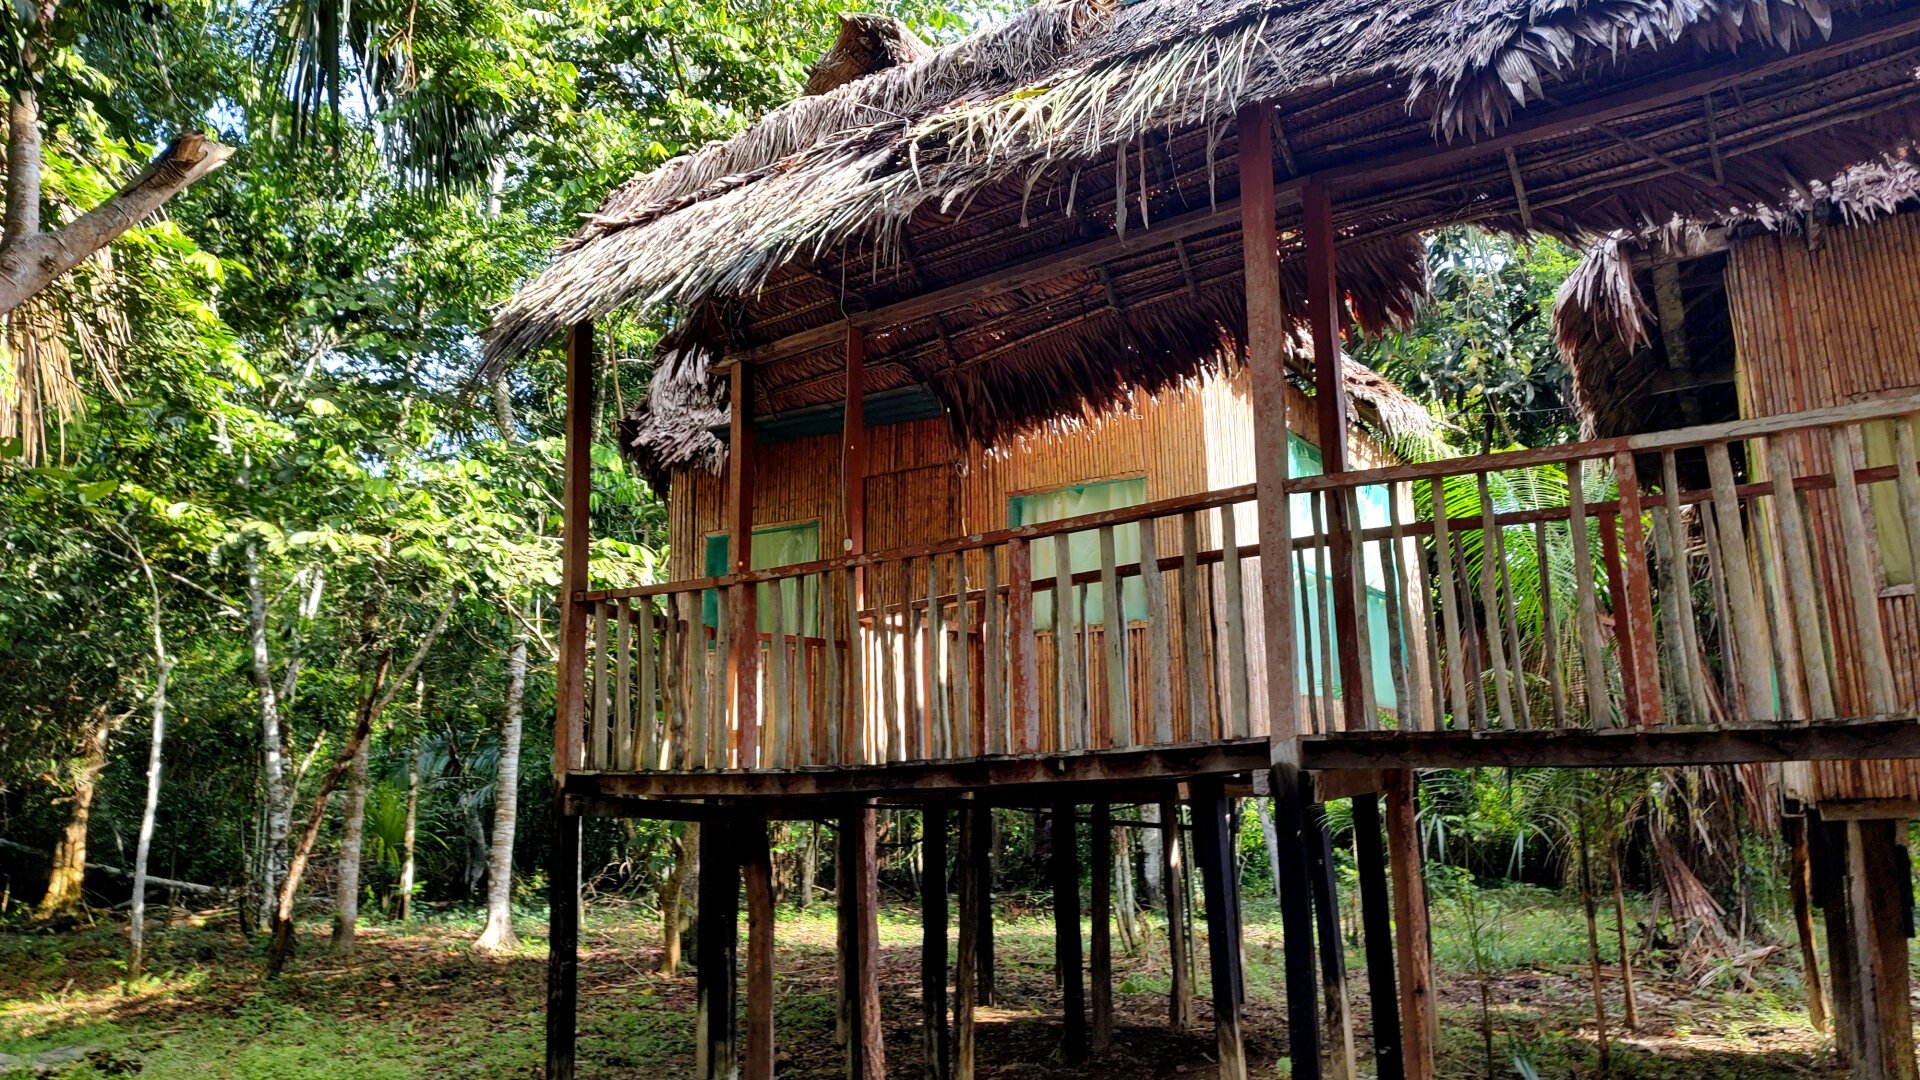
[1847,819,1916,1080]
[1784,814,1829,1032]
[1159,798,1195,1031]
[1386,770,1436,1080]
[956,807,980,1080]
[840,807,885,1080]
[727,361,759,768]
[1236,99,1322,1080]
[1191,782,1248,1080]
[1091,803,1115,1055]
[1308,803,1358,1080]
[1053,802,1087,1063]
[923,808,951,1080]
[697,823,741,1080]
[1352,793,1404,1080]
[743,820,776,1080]
[970,806,996,1006]
[1813,813,1862,1069]
[545,319,595,1080]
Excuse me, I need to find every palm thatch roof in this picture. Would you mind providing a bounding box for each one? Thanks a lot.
[1555,153,1920,437]
[490,0,1920,451]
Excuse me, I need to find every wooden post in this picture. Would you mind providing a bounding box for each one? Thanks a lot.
[545,319,595,1080]
[1308,802,1358,1080]
[1612,451,1664,726]
[1008,538,1040,754]
[956,807,980,1080]
[1386,771,1435,1079]
[923,808,951,1080]
[728,362,760,767]
[1191,783,1248,1080]
[1848,820,1916,1080]
[1351,793,1404,1080]
[844,327,867,565]
[1240,102,1323,1080]
[1813,814,1863,1069]
[1598,513,1644,728]
[840,807,885,1080]
[1091,803,1115,1055]
[696,823,741,1080]
[1784,814,1829,1032]
[1053,802,1087,1063]
[970,805,996,1005]
[743,820,777,1080]
[1160,798,1195,1031]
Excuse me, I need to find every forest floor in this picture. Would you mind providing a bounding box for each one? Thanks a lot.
[0,885,1847,1079]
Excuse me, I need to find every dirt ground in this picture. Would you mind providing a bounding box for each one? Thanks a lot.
[0,898,1855,1079]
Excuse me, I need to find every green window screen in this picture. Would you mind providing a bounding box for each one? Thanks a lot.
[1287,433,1402,710]
[703,522,821,633]
[1861,420,1915,588]
[1008,477,1149,625]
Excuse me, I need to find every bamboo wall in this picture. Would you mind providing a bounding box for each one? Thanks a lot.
[1726,210,1920,808]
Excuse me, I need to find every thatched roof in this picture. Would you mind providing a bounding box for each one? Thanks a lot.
[1555,153,1920,437]
[492,0,1920,450]
[615,337,1440,491]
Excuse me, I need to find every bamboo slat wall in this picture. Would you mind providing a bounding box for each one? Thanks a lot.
[1727,210,1920,808]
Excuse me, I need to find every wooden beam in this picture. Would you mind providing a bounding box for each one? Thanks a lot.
[970,805,996,1006]
[1191,782,1249,1080]
[1849,820,1917,1080]
[1300,720,1920,770]
[1385,771,1435,1080]
[696,823,741,1080]
[844,326,868,567]
[742,821,776,1080]
[728,362,760,768]
[1054,801,1087,1064]
[1236,103,1303,763]
[1090,803,1115,1055]
[923,808,952,1080]
[1783,814,1829,1034]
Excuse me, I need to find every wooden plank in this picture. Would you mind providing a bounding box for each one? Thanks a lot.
[1190,782,1248,1080]
[1566,462,1614,726]
[954,553,974,759]
[1612,451,1665,726]
[844,326,868,573]
[983,549,1006,756]
[1055,534,1083,751]
[1697,501,1742,715]
[1221,509,1251,739]
[1386,772,1434,1079]
[1380,494,1412,729]
[1429,478,1471,726]
[1090,803,1115,1055]
[1008,539,1040,753]
[1659,452,1709,723]
[553,322,594,783]
[1139,518,1175,744]
[1160,798,1194,1031]
[769,582,791,771]
[1767,437,1837,719]
[591,603,611,769]
[637,599,659,770]
[1179,512,1210,743]
[844,807,885,1080]
[1099,526,1131,748]
[1053,802,1087,1063]
[1269,767,1323,1080]
[1474,474,1517,729]
[742,821,775,1080]
[1238,104,1301,763]
[685,592,712,769]
[1533,522,1569,727]
[923,808,951,1080]
[1828,427,1899,714]
[1706,442,1778,721]
[970,804,996,1006]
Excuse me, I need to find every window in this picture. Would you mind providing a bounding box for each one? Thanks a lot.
[703,521,821,632]
[1008,477,1149,625]
[1288,433,1403,710]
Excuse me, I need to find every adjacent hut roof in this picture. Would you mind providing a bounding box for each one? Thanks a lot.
[492,0,1920,452]
[1555,154,1920,437]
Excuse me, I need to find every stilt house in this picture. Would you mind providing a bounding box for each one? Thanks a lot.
[484,0,1920,1076]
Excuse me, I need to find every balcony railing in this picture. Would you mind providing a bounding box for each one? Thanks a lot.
[562,394,1920,775]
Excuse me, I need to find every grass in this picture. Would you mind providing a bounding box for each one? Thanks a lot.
[0,885,1849,1079]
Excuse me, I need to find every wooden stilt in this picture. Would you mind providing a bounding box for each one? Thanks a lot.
[697,823,741,1080]
[1385,771,1435,1080]
[544,796,581,1080]
[1848,820,1916,1080]
[841,807,885,1080]
[1308,802,1357,1080]
[1091,803,1115,1055]
[1270,767,1323,1080]
[956,808,980,1080]
[743,820,776,1080]
[1054,802,1087,1063]
[1784,814,1829,1032]
[971,806,996,1007]
[923,808,952,1080]
[1160,797,1195,1031]
[1814,814,1863,1069]
[1352,793,1404,1080]
[1191,782,1248,1080]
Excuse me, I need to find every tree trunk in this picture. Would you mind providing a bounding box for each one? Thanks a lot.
[399,721,421,922]
[476,634,528,953]
[1141,802,1164,908]
[797,821,818,912]
[660,823,698,975]
[330,736,371,953]
[1579,816,1612,1072]
[1259,797,1284,905]
[247,545,293,931]
[129,654,172,979]
[36,705,115,921]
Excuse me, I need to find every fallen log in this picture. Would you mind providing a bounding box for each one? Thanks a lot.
[0,837,225,896]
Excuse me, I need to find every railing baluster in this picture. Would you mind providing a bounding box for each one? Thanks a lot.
[1894,418,1920,616]
[1381,489,1413,729]
[1493,509,1532,730]
[1097,526,1130,748]
[954,552,973,759]
[1828,426,1899,715]
[1649,503,1694,723]
[926,554,946,758]
[825,571,842,766]
[614,600,633,770]
[1077,581,1094,749]
[679,591,706,769]
[879,565,900,763]
[1565,460,1613,727]
[1138,518,1174,745]
[770,579,792,770]
[1054,534,1081,751]
[1612,451,1664,726]
[1178,512,1207,743]
[1295,545,1321,735]
[636,598,658,769]
[1429,477,1471,728]
[1219,509,1250,740]
[1534,521,1569,728]
[983,547,1005,755]
[1008,538,1040,753]
[903,560,923,761]
[590,602,609,769]
[1753,439,1810,721]
[1311,492,1338,732]
[1658,452,1710,723]
[1474,473,1517,729]
[1705,441,1777,723]
[1697,499,1741,717]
